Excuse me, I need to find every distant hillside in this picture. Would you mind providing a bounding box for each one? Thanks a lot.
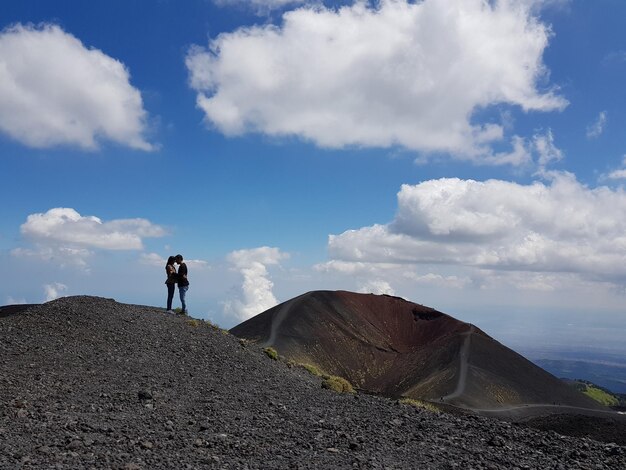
[533,358,626,394]
[564,379,626,409]
[230,290,604,412]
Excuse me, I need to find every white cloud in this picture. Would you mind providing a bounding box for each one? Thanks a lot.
[405,272,470,289]
[533,129,563,168]
[140,252,167,267]
[604,155,626,181]
[315,259,407,275]
[14,208,166,268]
[316,258,470,294]
[44,282,67,302]
[186,259,210,269]
[327,173,626,285]
[21,208,166,250]
[608,169,626,181]
[187,0,566,163]
[223,246,289,321]
[586,111,608,139]
[358,279,395,296]
[0,23,153,151]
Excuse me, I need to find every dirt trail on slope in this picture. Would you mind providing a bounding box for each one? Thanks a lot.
[442,325,474,402]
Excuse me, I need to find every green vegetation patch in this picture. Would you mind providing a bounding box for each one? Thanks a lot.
[582,384,619,407]
[263,347,279,360]
[300,363,324,377]
[186,319,201,328]
[322,375,355,394]
[570,380,620,407]
[399,398,441,414]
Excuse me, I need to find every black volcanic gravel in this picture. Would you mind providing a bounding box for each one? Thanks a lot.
[1,296,624,469]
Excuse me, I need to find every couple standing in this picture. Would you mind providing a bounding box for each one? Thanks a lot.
[165,254,189,314]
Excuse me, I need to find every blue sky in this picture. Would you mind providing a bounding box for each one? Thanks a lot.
[1,0,625,358]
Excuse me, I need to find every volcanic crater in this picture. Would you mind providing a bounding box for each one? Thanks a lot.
[230,290,606,411]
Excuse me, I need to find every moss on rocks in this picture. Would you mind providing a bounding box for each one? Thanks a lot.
[264,347,279,360]
[322,375,355,394]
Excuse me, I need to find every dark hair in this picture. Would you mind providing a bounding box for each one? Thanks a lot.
[175,254,183,262]
[166,256,176,266]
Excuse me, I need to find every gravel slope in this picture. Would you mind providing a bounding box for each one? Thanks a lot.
[0,296,624,469]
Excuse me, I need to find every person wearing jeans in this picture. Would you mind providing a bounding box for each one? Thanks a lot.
[175,254,189,314]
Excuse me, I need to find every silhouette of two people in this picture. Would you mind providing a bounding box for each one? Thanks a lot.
[165,254,189,314]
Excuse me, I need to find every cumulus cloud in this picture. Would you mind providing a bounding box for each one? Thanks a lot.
[14,208,166,268]
[44,282,67,301]
[586,111,607,139]
[21,208,166,250]
[327,173,626,285]
[0,23,153,150]
[223,247,289,321]
[6,296,27,305]
[187,0,566,162]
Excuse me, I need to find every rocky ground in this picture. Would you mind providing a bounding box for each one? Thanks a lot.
[0,296,624,469]
[521,414,626,447]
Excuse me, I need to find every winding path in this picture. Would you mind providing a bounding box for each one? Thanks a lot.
[457,403,626,421]
[442,325,474,402]
[436,325,625,421]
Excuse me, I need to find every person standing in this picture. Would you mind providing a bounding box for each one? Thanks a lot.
[175,254,189,314]
[165,256,177,313]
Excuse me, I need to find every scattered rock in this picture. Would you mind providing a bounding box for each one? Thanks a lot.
[66,440,82,450]
[140,441,153,450]
[488,435,506,447]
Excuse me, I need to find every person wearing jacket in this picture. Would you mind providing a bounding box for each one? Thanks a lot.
[175,254,189,314]
[165,256,178,313]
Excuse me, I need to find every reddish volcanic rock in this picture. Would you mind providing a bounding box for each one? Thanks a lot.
[230,291,604,411]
